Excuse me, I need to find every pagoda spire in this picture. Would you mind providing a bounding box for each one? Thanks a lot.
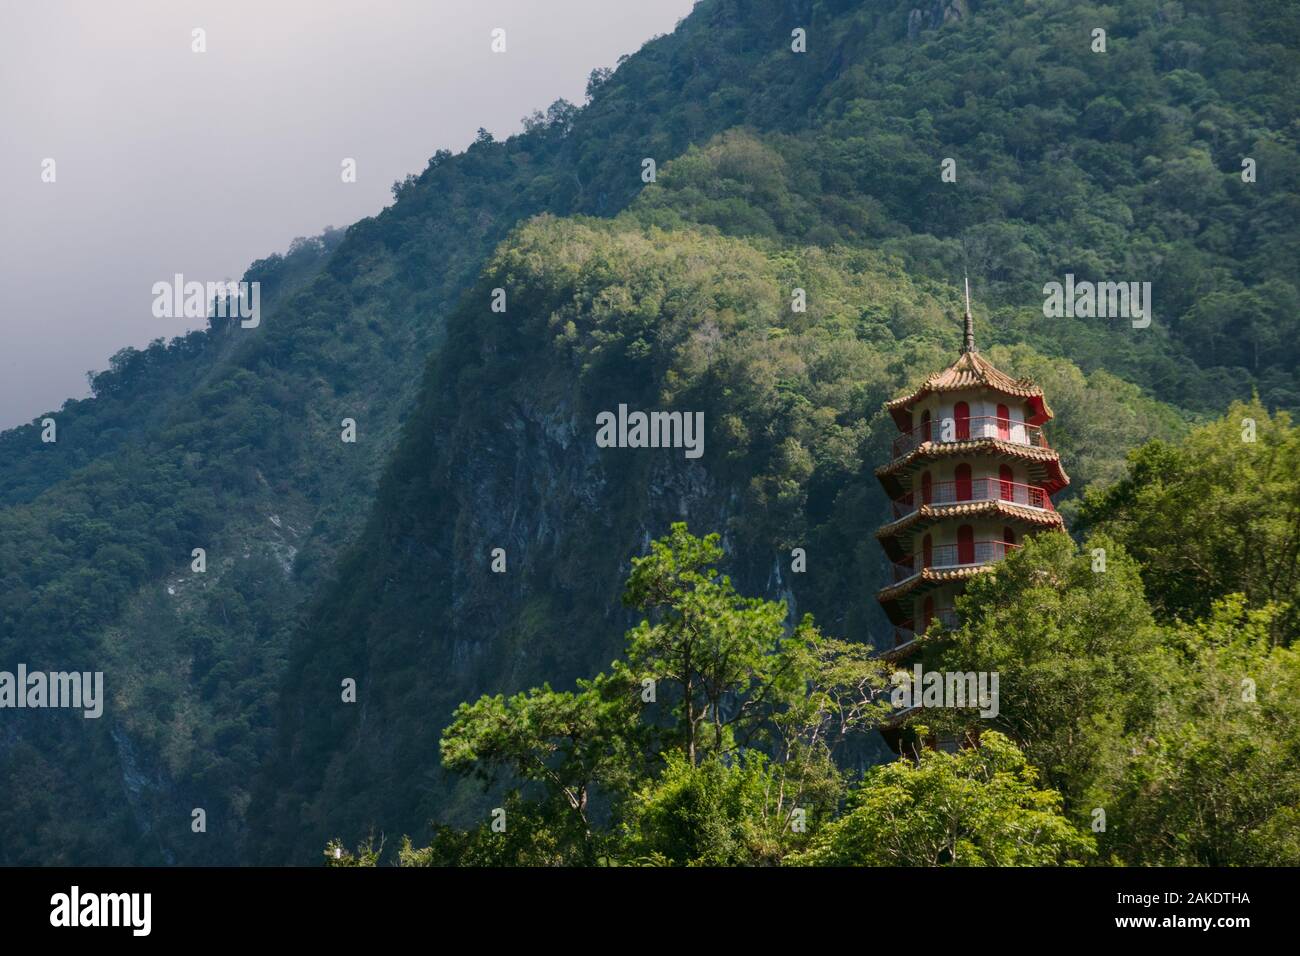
[961,275,977,354]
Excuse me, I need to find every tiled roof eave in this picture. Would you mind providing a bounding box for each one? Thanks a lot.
[876,564,991,603]
[883,380,1046,410]
[879,640,921,663]
[882,351,1053,420]
[876,500,1065,539]
[875,438,1068,479]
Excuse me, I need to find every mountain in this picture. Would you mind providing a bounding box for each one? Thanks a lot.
[2,0,1297,864]
[250,0,1299,860]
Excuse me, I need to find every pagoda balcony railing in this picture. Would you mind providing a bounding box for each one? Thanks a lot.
[891,477,1054,519]
[891,416,1047,460]
[890,541,1019,584]
[891,608,959,646]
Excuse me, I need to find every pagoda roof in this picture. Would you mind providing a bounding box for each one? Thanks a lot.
[885,350,1053,428]
[875,438,1070,498]
[879,640,922,664]
[876,564,992,607]
[875,500,1065,559]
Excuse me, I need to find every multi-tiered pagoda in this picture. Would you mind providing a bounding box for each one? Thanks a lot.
[875,296,1068,679]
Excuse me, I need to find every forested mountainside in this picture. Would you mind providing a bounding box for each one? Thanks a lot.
[251,0,1298,861]
[2,0,1297,865]
[313,393,1298,866]
[250,214,1184,860]
[0,231,345,507]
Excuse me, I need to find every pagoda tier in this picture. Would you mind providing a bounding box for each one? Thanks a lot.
[884,348,1054,428]
[875,307,1067,667]
[876,428,1069,499]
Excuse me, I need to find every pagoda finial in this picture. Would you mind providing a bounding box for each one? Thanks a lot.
[961,274,977,354]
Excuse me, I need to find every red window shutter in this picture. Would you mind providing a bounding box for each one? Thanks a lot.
[954,401,970,441]
[997,404,1010,440]
[957,525,974,564]
[955,464,972,501]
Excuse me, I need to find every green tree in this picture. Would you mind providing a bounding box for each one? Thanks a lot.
[1093,597,1300,865]
[397,794,590,867]
[1077,400,1300,639]
[323,835,381,867]
[619,751,788,866]
[925,531,1162,811]
[397,525,1104,868]
[439,671,643,863]
[425,524,891,865]
[792,732,1095,867]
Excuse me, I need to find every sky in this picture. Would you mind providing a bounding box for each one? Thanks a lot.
[0,0,697,429]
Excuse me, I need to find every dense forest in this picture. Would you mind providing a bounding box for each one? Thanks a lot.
[1,0,1298,865]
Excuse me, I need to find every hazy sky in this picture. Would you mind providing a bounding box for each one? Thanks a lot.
[0,0,697,429]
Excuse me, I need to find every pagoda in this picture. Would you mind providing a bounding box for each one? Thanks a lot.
[874,285,1068,745]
